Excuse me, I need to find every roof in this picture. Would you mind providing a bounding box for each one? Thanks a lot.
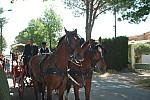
[128,40,150,45]
[11,43,26,48]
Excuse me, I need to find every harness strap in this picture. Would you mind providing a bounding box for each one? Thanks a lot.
[68,68,93,88]
[43,68,67,90]
[43,68,67,76]
[34,54,50,83]
[67,73,83,88]
[69,68,93,77]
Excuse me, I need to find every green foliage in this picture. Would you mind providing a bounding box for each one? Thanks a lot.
[0,7,8,52]
[2,36,7,51]
[0,8,8,26]
[15,7,63,50]
[115,0,150,24]
[135,43,150,55]
[102,36,128,71]
[42,8,63,49]
[134,43,150,62]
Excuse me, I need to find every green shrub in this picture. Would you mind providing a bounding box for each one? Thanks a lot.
[101,36,128,71]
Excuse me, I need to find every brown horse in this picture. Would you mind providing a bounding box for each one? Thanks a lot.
[29,28,84,100]
[65,39,107,100]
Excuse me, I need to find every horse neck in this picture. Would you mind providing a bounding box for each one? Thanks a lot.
[51,41,71,69]
[78,48,91,71]
[90,53,98,68]
[56,40,71,56]
[82,41,91,53]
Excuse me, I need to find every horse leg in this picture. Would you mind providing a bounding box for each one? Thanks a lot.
[41,82,45,100]
[65,83,72,100]
[73,85,80,100]
[33,80,39,100]
[84,76,92,100]
[59,77,67,100]
[46,85,53,100]
[55,87,59,95]
[37,81,45,100]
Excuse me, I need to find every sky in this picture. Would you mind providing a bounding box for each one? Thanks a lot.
[0,0,150,54]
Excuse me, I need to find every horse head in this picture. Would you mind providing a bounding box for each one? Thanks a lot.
[89,40,107,74]
[64,28,84,62]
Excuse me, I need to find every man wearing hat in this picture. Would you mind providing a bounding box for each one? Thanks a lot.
[39,42,50,54]
[23,37,38,65]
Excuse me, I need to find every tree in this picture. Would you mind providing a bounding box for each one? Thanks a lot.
[116,0,150,24]
[0,7,8,52]
[0,8,8,25]
[15,7,63,50]
[2,36,7,51]
[63,0,150,40]
[42,8,63,50]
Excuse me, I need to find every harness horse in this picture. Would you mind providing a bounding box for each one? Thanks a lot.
[29,28,84,100]
[65,39,107,100]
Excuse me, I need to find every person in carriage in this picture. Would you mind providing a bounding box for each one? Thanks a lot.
[11,49,19,66]
[39,41,50,54]
[22,37,38,76]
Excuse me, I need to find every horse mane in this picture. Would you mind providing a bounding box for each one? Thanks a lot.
[56,35,66,48]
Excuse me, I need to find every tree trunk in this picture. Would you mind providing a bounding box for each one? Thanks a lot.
[86,26,92,41]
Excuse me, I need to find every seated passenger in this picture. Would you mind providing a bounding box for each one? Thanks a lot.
[23,37,38,65]
[39,42,50,54]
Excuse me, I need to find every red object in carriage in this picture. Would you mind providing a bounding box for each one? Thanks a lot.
[12,57,32,98]
[12,57,32,97]
[11,43,32,98]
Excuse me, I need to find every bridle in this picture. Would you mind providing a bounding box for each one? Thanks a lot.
[90,44,107,73]
[65,34,81,53]
[90,44,104,63]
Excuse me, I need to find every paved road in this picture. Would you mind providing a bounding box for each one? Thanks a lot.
[8,72,150,100]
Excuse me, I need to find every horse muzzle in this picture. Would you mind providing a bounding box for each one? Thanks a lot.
[98,67,107,74]
[73,52,84,62]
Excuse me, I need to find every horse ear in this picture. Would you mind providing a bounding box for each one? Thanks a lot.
[64,27,68,33]
[99,37,102,43]
[73,29,77,35]
[74,28,77,33]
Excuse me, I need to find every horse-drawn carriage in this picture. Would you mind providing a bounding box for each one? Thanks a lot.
[10,28,107,100]
[11,43,32,98]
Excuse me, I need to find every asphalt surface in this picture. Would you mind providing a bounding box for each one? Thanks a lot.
[8,72,150,100]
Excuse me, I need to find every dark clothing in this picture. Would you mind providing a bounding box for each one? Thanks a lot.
[12,53,18,61]
[39,47,49,54]
[0,58,5,70]
[23,44,38,64]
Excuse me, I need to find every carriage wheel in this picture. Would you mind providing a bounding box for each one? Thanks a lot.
[18,75,24,98]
